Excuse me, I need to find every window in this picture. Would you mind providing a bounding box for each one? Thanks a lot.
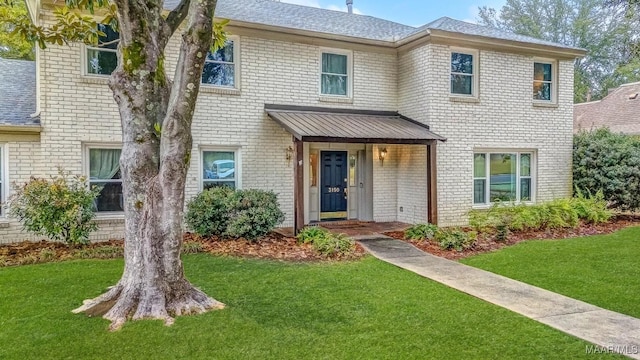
[533,61,554,101]
[86,24,119,76]
[0,146,4,216]
[202,40,236,87]
[473,152,534,205]
[451,51,477,96]
[202,150,238,189]
[88,148,123,212]
[320,50,350,96]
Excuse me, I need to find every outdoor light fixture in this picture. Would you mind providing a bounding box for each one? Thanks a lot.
[379,147,387,166]
[285,146,294,166]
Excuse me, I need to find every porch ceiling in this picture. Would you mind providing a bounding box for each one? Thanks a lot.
[265,104,446,144]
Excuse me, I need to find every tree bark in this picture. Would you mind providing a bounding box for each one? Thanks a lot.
[72,0,224,331]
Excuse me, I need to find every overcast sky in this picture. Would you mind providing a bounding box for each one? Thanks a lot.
[278,0,507,26]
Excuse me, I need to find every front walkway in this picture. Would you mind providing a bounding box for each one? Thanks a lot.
[358,236,640,359]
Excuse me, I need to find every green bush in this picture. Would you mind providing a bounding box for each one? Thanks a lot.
[574,128,640,211]
[404,223,438,241]
[573,188,613,224]
[8,172,98,246]
[435,227,477,252]
[185,187,284,241]
[296,227,355,257]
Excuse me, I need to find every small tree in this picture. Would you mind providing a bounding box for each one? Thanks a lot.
[8,171,99,245]
[573,128,640,210]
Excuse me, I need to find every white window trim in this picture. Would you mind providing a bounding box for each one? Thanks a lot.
[533,58,558,104]
[319,47,353,99]
[83,143,124,216]
[0,144,7,218]
[472,149,537,208]
[450,48,479,99]
[201,35,241,90]
[199,146,242,191]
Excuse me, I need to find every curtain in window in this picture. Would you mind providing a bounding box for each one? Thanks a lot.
[90,149,121,180]
[321,53,348,95]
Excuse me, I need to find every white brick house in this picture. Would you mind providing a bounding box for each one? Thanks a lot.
[0,0,585,243]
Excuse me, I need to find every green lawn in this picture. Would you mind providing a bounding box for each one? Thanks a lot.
[462,226,640,319]
[0,255,622,359]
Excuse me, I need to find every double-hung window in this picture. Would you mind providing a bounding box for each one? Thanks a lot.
[202,149,239,190]
[450,50,477,96]
[88,147,123,212]
[320,50,350,97]
[86,24,119,76]
[202,40,236,87]
[533,61,555,102]
[473,151,534,205]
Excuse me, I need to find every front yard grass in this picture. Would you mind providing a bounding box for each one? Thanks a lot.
[0,255,622,359]
[462,226,640,318]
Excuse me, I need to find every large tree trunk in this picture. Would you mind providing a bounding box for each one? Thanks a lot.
[72,0,224,331]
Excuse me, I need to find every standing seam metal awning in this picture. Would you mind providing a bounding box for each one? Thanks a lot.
[265,104,446,144]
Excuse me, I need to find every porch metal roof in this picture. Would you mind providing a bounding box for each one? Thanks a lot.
[265,104,446,144]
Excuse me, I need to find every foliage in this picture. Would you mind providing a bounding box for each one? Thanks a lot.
[185,188,284,241]
[478,0,639,102]
[7,171,99,245]
[296,227,355,257]
[574,128,640,211]
[468,193,613,235]
[435,227,477,251]
[0,0,34,59]
[404,223,438,241]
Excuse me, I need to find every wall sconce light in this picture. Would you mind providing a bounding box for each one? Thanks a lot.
[285,146,294,166]
[379,147,388,166]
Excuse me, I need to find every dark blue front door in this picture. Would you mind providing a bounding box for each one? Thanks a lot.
[320,151,348,220]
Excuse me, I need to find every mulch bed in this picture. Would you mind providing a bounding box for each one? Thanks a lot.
[0,232,366,267]
[384,214,640,261]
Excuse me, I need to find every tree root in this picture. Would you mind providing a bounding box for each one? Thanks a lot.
[72,283,225,331]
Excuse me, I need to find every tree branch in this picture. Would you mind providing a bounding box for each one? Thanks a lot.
[165,0,191,35]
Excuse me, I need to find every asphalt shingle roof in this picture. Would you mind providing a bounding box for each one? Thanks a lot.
[574,82,640,135]
[164,0,581,50]
[0,58,39,126]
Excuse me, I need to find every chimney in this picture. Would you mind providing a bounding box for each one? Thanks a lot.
[346,0,353,14]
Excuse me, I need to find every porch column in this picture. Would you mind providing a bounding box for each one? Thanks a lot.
[294,138,304,234]
[426,142,438,225]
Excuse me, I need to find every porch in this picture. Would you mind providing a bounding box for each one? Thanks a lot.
[265,104,446,234]
[274,221,409,238]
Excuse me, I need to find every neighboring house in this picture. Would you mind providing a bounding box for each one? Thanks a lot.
[574,82,640,135]
[0,0,585,243]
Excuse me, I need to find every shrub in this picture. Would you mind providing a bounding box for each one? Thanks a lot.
[185,187,284,241]
[181,241,204,254]
[404,223,438,241]
[296,227,355,257]
[435,227,477,251]
[8,172,99,246]
[185,186,233,237]
[573,188,613,224]
[574,128,640,211]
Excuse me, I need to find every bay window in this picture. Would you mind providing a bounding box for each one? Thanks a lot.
[474,151,534,205]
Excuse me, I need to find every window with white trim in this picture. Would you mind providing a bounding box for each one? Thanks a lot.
[320,50,351,97]
[450,50,477,96]
[533,61,555,102]
[473,152,534,205]
[0,145,4,216]
[202,149,238,189]
[202,40,236,87]
[88,147,123,212]
[86,24,119,76]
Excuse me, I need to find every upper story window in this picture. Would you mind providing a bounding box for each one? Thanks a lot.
[533,61,555,102]
[450,50,477,97]
[86,24,119,76]
[202,40,236,88]
[473,151,534,205]
[320,50,351,97]
[202,149,239,190]
[88,147,123,212]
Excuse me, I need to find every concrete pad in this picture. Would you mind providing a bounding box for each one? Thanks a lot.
[358,238,640,359]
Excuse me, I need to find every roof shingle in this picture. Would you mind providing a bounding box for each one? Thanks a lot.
[574,82,640,135]
[0,58,39,126]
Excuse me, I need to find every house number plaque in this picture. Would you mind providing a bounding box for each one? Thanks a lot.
[327,187,341,193]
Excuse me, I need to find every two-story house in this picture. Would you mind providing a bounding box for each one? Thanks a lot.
[0,0,585,243]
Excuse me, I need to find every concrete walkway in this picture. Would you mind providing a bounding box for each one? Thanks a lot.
[357,236,640,359]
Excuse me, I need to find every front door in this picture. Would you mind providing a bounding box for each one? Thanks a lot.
[320,151,348,220]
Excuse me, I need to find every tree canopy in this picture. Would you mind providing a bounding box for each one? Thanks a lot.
[0,0,34,60]
[478,0,640,102]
